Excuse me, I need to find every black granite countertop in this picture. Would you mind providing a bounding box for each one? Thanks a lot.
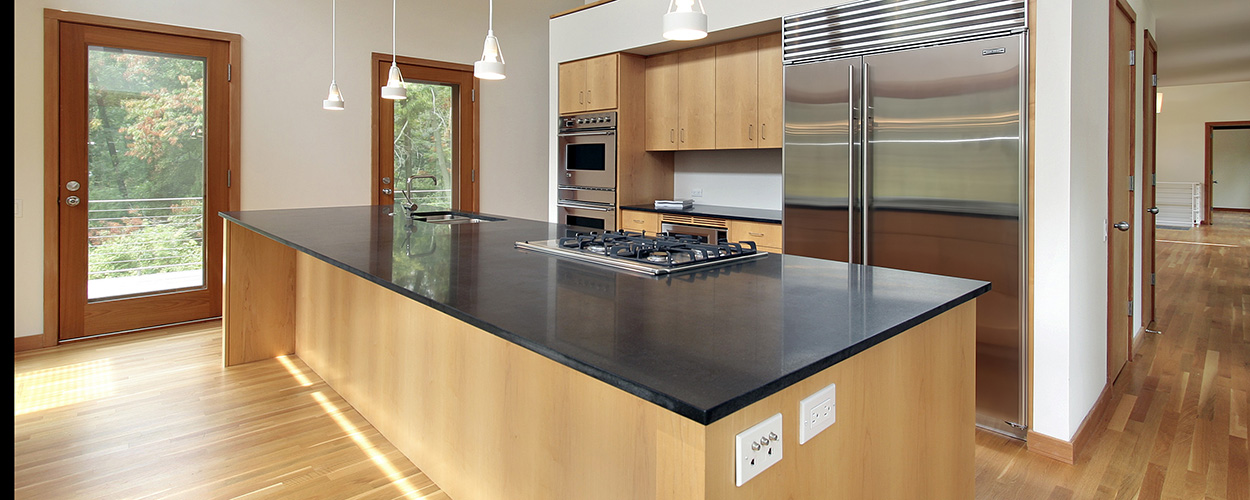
[619,204,783,224]
[220,205,988,425]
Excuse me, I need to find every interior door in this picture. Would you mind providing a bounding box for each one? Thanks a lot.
[1107,0,1137,380]
[782,56,861,263]
[1142,30,1158,333]
[57,22,230,340]
[374,56,478,213]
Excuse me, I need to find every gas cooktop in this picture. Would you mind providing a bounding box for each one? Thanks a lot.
[516,230,768,276]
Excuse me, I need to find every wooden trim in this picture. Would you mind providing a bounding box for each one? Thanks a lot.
[371,53,479,211]
[550,0,616,19]
[41,9,241,346]
[14,335,45,353]
[1213,207,1250,213]
[222,221,296,367]
[1025,0,1036,433]
[1204,120,1250,223]
[1141,29,1158,332]
[1027,383,1114,464]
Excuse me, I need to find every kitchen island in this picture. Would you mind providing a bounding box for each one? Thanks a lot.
[221,205,987,500]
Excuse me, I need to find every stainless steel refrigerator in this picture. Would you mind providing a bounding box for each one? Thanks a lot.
[782,0,1029,439]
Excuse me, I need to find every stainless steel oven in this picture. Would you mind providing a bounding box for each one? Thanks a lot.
[558,112,617,188]
[557,201,616,232]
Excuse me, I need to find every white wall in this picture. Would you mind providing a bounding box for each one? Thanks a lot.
[12,0,581,339]
[1156,80,1250,189]
[1212,128,1250,209]
[673,150,783,209]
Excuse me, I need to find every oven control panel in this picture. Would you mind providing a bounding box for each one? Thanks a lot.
[559,111,616,131]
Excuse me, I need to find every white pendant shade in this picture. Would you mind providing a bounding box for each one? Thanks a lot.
[323,81,345,110]
[381,63,407,100]
[474,30,506,80]
[474,0,506,81]
[664,0,708,41]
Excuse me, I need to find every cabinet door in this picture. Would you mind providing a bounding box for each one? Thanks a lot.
[645,53,680,151]
[678,46,717,150]
[715,37,759,149]
[558,60,586,114]
[584,54,618,112]
[620,210,661,234]
[757,33,784,149]
[730,220,783,251]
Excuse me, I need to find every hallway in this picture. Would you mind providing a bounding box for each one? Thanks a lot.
[976,212,1249,499]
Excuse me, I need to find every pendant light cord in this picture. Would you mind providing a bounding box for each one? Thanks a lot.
[331,0,337,80]
[392,0,397,60]
[489,0,494,31]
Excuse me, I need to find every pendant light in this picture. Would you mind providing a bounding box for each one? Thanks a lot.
[473,0,506,80]
[323,0,345,110]
[663,0,708,41]
[381,0,407,100]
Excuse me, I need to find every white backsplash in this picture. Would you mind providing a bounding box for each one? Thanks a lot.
[672,149,783,210]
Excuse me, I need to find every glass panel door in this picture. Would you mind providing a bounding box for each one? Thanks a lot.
[86,46,207,300]
[393,81,455,210]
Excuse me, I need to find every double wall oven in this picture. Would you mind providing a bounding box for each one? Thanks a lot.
[557,111,617,231]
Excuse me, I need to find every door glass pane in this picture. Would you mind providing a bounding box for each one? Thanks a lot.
[86,47,207,301]
[394,82,455,210]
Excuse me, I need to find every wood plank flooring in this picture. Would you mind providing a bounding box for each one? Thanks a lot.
[15,213,1248,499]
[977,212,1249,499]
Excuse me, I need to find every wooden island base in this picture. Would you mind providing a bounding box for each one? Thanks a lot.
[224,221,976,500]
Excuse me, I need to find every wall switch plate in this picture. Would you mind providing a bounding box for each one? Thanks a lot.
[799,383,836,444]
[735,413,783,486]
[691,188,703,198]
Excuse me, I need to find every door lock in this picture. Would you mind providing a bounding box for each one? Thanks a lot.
[66,181,81,192]
[65,195,81,207]
[1113,221,1130,231]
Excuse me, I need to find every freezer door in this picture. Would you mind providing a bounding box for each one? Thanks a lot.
[863,34,1026,437]
[783,57,861,263]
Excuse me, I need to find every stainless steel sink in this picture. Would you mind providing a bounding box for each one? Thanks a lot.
[409,210,504,224]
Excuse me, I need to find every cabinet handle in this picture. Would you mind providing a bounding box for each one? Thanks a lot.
[670,128,675,144]
[749,124,754,141]
[633,219,646,224]
[761,124,767,141]
[587,89,591,104]
[749,232,765,237]
[579,90,584,105]
[681,128,686,143]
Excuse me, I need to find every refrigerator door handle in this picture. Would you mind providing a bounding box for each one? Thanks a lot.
[848,64,857,263]
[861,62,872,264]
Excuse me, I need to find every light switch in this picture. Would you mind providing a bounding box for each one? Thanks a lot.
[735,413,783,486]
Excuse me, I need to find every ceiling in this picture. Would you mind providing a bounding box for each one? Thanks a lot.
[1151,0,1250,86]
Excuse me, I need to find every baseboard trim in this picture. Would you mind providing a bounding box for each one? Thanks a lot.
[14,335,46,353]
[1026,383,1114,464]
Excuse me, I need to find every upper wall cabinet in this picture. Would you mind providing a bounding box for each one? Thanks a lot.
[645,46,716,151]
[559,53,619,114]
[645,33,782,152]
[716,33,782,149]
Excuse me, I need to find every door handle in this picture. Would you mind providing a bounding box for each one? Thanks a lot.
[65,196,81,207]
[1147,207,1159,214]
[382,188,393,195]
[1113,221,1130,231]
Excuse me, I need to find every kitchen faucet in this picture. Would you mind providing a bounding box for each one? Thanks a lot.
[403,174,437,212]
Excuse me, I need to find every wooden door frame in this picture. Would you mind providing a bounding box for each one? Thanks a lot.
[42,10,241,349]
[1106,0,1136,381]
[1203,120,1250,223]
[371,53,479,212]
[1141,29,1159,333]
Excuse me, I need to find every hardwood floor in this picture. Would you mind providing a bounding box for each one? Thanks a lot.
[14,213,1247,499]
[977,212,1249,499]
[14,323,449,500]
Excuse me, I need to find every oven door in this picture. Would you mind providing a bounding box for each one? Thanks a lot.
[557,201,616,232]
[558,130,617,188]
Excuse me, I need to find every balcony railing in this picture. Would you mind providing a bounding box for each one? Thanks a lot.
[86,196,205,300]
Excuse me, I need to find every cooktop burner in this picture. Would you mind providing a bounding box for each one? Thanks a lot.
[516,230,768,275]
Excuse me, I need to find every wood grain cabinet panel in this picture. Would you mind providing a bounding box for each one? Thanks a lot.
[677,46,717,150]
[756,33,783,149]
[715,37,759,149]
[559,53,618,114]
[729,219,782,252]
[645,52,680,150]
[620,209,661,234]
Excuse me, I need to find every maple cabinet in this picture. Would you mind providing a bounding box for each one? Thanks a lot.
[559,53,619,114]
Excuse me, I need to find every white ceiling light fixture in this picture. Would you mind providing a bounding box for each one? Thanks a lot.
[474,0,506,80]
[663,0,708,41]
[381,0,407,100]
[323,0,345,110]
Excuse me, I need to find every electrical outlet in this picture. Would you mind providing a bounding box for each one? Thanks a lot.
[799,383,836,444]
[14,199,23,218]
[735,413,783,486]
[691,188,703,198]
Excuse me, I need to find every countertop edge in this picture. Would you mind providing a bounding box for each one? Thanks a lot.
[221,212,988,426]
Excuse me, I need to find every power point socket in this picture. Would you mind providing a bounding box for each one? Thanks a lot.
[735,413,783,486]
[799,383,836,444]
[691,188,703,198]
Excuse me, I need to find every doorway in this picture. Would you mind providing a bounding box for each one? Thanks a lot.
[1141,30,1159,333]
[1205,122,1250,222]
[373,55,479,213]
[45,11,240,344]
[1106,0,1136,381]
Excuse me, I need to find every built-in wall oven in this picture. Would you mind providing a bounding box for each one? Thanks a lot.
[557,111,617,231]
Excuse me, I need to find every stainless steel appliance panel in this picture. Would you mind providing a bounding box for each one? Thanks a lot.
[783,57,860,263]
[557,203,616,232]
[861,34,1025,438]
[558,112,618,189]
